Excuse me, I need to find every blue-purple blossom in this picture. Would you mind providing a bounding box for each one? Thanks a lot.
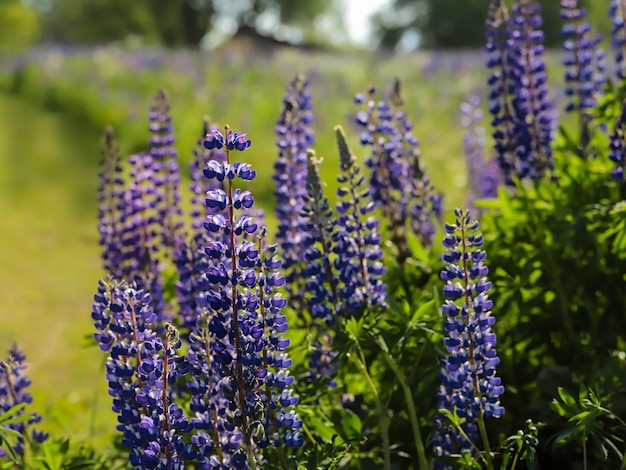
[561,0,605,118]
[486,0,556,184]
[609,99,626,182]
[460,95,501,206]
[148,89,183,250]
[0,346,48,456]
[433,209,504,466]
[201,127,301,465]
[610,0,626,81]
[273,74,315,307]
[354,83,440,252]
[98,126,125,276]
[92,279,193,469]
[333,126,387,313]
[300,150,340,382]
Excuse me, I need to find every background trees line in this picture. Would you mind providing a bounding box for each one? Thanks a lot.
[0,0,614,51]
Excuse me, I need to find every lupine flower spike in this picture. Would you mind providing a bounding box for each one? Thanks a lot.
[561,0,605,150]
[333,125,387,314]
[0,346,48,457]
[300,149,340,383]
[610,0,626,81]
[92,279,193,469]
[609,99,626,183]
[273,75,315,309]
[354,82,440,254]
[202,126,301,466]
[460,95,500,208]
[433,209,504,468]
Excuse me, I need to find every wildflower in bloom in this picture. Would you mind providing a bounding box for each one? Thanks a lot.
[98,126,125,276]
[561,0,605,114]
[486,0,556,183]
[0,346,48,456]
[609,99,626,183]
[610,0,626,81]
[300,150,339,382]
[433,209,504,466]
[460,95,500,206]
[148,89,183,250]
[354,82,440,253]
[273,75,315,306]
[202,127,301,466]
[92,279,193,469]
[333,125,387,313]
[561,0,605,149]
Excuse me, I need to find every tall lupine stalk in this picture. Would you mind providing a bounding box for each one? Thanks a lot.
[511,0,556,181]
[460,95,500,208]
[272,75,314,309]
[561,0,605,151]
[148,89,183,252]
[202,127,301,467]
[333,126,387,313]
[610,0,626,81]
[0,346,48,457]
[485,0,518,183]
[92,279,193,468]
[433,209,504,470]
[98,126,125,275]
[609,99,626,183]
[175,118,227,331]
[485,0,555,184]
[353,82,440,257]
[301,150,340,382]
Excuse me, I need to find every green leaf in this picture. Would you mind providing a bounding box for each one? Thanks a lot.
[341,410,362,440]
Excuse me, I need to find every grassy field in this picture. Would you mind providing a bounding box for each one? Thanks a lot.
[0,45,544,445]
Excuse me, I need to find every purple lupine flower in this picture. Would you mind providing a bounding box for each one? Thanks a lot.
[333,126,387,313]
[486,0,556,184]
[610,0,626,81]
[202,127,300,466]
[92,279,193,469]
[433,209,504,466]
[609,99,626,182]
[117,152,167,325]
[354,82,440,253]
[256,230,302,448]
[485,0,519,182]
[561,0,605,115]
[272,75,315,307]
[98,126,125,275]
[0,346,48,456]
[300,150,340,383]
[509,0,556,180]
[148,89,183,251]
[460,95,501,206]
[301,150,339,325]
[175,119,227,331]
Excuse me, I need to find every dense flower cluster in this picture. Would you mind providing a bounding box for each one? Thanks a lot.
[272,75,315,305]
[610,100,626,183]
[610,0,626,80]
[486,0,555,183]
[353,83,440,253]
[560,0,605,119]
[0,346,48,457]
[433,209,504,466]
[460,95,500,206]
[333,126,387,313]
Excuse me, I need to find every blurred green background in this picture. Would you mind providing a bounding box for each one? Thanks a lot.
[0,0,591,446]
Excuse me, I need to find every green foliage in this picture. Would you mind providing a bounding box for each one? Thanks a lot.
[0,0,39,52]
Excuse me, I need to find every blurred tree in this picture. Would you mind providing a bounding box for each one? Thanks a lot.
[38,0,334,47]
[0,0,40,52]
[372,0,607,49]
